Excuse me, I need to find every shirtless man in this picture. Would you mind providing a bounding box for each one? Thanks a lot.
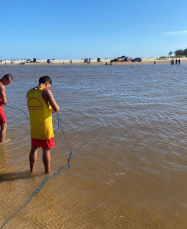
[0,74,13,142]
[27,76,60,173]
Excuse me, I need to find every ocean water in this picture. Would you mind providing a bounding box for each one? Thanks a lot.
[0,63,187,228]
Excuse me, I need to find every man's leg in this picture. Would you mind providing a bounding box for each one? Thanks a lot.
[42,148,51,173]
[0,123,7,142]
[29,147,39,172]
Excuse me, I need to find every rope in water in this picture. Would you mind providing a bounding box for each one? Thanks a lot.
[1,107,73,229]
[6,105,30,120]
[5,105,60,133]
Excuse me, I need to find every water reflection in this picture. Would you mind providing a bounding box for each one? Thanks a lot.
[0,171,34,182]
[0,142,9,172]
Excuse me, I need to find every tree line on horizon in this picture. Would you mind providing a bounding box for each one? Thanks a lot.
[168,48,187,57]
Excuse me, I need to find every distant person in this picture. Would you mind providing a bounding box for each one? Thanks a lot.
[105,62,108,65]
[0,74,13,142]
[70,59,72,64]
[175,59,178,65]
[178,59,180,65]
[27,76,60,173]
[171,59,174,65]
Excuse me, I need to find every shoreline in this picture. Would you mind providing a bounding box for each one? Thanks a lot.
[1,57,187,66]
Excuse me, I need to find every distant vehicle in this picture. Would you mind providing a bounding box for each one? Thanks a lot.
[33,58,40,63]
[111,55,133,62]
[111,57,127,62]
[25,58,40,63]
[131,58,142,62]
[27,59,32,63]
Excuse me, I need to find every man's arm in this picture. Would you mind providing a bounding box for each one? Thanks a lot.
[44,89,60,113]
[0,85,7,105]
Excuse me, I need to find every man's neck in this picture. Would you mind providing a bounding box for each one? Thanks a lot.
[37,84,45,88]
[0,80,4,85]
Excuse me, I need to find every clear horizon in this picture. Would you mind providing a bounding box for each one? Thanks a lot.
[1,0,187,60]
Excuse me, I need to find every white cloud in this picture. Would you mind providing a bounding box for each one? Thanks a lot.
[163,30,187,35]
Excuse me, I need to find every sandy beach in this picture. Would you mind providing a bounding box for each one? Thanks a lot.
[1,57,187,65]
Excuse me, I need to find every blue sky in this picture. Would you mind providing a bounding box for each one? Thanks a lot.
[1,0,187,59]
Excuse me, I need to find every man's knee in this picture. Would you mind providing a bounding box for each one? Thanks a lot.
[43,148,51,154]
[42,148,51,160]
[30,147,39,155]
[0,123,7,130]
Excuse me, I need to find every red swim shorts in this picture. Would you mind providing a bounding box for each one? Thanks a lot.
[0,108,6,124]
[31,137,55,149]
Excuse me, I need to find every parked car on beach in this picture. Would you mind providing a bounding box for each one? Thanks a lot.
[111,55,133,62]
[111,56,127,62]
[131,58,142,62]
[127,57,133,61]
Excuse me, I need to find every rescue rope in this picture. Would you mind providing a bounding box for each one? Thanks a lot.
[1,107,73,228]
[5,105,30,120]
[5,105,60,133]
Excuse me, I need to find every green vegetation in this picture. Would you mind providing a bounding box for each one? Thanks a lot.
[167,48,187,57]
[174,48,187,56]
[157,56,170,60]
[174,55,184,58]
[158,48,187,59]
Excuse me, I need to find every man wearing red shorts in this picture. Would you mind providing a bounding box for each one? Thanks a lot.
[0,74,13,142]
[27,76,60,173]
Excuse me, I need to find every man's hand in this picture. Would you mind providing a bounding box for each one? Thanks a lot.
[43,89,60,113]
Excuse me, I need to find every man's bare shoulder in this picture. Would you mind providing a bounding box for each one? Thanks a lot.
[43,88,53,97]
[0,84,5,92]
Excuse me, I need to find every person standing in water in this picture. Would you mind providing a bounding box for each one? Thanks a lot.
[0,74,13,142]
[27,76,60,173]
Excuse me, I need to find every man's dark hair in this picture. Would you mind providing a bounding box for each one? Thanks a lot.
[39,76,52,85]
[3,74,13,80]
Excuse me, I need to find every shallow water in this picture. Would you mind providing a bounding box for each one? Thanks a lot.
[0,63,187,228]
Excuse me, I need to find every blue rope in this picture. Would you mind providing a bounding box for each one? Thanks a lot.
[1,151,73,229]
[5,105,60,133]
[5,105,30,120]
[1,109,73,228]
